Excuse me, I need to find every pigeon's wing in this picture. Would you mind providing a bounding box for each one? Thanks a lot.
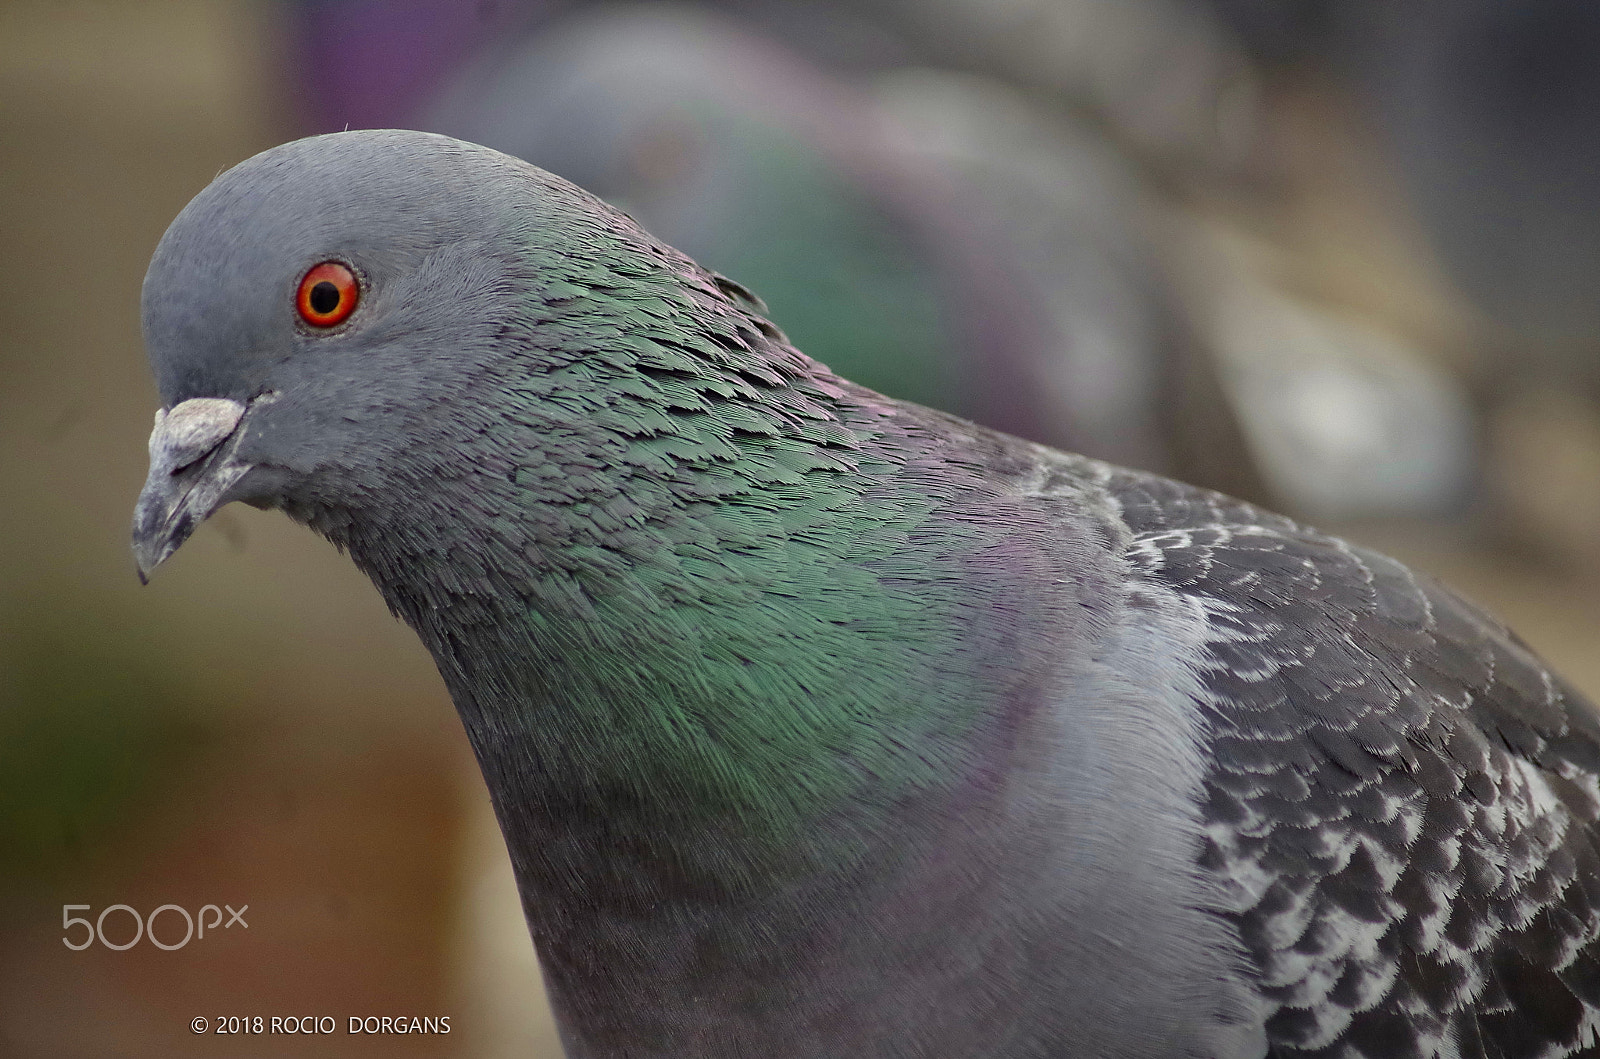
[1111,470,1600,1059]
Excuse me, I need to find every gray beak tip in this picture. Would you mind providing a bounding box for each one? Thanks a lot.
[131,397,252,580]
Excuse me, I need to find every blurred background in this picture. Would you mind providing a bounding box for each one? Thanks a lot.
[6,0,1600,1054]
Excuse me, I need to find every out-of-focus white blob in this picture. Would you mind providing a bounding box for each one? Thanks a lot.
[1172,219,1476,520]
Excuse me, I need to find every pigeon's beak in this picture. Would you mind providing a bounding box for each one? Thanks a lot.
[131,396,256,583]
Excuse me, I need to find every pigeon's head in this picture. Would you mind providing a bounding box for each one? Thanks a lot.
[131,129,646,580]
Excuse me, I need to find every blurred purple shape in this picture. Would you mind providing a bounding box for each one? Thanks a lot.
[286,0,558,132]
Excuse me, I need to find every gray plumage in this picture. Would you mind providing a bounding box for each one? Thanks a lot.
[132,129,1600,1058]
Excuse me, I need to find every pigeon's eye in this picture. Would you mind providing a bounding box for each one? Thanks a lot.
[296,262,359,328]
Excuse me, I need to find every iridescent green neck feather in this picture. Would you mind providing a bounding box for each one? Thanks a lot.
[307,206,1104,877]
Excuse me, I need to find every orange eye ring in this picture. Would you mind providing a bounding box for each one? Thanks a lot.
[296,261,359,327]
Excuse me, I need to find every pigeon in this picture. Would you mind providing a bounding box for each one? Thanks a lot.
[423,5,973,420]
[420,2,1220,477]
[132,130,1600,1058]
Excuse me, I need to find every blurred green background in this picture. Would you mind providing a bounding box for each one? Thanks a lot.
[7,1,1600,1056]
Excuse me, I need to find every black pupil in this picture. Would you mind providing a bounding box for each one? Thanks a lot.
[308,280,342,316]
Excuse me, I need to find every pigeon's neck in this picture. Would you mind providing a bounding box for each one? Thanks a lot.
[323,356,1130,1048]
[304,261,1122,1040]
[325,358,1107,852]
[313,258,1086,855]
[342,392,1050,833]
